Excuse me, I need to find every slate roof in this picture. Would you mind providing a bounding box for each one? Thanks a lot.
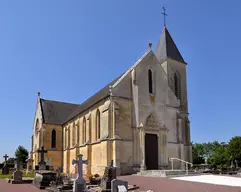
[40,99,79,125]
[64,76,121,123]
[155,27,186,64]
[40,75,121,125]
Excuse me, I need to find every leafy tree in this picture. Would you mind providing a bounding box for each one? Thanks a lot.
[192,141,229,165]
[6,157,15,164]
[203,141,221,159]
[226,136,241,164]
[209,142,228,166]
[192,143,205,164]
[15,145,29,163]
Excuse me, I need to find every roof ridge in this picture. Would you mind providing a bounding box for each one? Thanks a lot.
[40,98,80,106]
[63,75,121,124]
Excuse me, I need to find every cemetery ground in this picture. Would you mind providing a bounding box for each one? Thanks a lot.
[2,175,241,192]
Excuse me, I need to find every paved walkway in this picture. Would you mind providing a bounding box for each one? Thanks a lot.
[119,175,241,192]
[0,179,40,192]
[172,175,241,187]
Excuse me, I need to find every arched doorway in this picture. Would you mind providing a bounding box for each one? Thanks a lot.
[145,133,158,170]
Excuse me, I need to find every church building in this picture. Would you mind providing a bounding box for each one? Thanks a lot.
[30,25,192,176]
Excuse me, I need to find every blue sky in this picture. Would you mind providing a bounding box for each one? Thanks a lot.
[0,0,241,162]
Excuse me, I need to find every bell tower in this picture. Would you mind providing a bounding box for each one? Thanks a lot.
[155,9,192,162]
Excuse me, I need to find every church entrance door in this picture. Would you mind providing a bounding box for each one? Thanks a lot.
[145,133,158,170]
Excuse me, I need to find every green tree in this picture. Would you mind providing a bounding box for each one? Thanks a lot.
[209,142,228,166]
[203,141,221,159]
[192,142,205,164]
[6,157,15,164]
[226,136,241,163]
[192,141,227,165]
[14,145,29,163]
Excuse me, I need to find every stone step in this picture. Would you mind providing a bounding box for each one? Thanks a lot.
[134,170,203,178]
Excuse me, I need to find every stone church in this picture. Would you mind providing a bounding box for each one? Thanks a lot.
[30,25,192,176]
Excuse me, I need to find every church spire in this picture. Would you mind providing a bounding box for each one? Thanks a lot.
[155,10,186,64]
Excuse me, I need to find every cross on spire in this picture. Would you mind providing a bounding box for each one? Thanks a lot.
[3,154,9,162]
[162,7,168,27]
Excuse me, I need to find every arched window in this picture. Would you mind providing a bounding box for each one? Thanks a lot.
[72,124,76,146]
[148,69,153,94]
[35,119,39,135]
[96,110,101,140]
[64,128,67,148]
[75,124,78,146]
[51,129,56,148]
[83,117,86,144]
[174,72,180,99]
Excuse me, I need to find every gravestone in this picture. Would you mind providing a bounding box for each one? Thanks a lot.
[48,158,54,170]
[46,177,74,192]
[12,171,23,183]
[37,146,48,170]
[26,159,34,174]
[235,160,239,168]
[14,159,23,170]
[10,159,23,184]
[111,179,128,192]
[33,171,57,189]
[100,160,116,190]
[46,168,65,192]
[2,154,9,174]
[72,154,88,192]
[2,166,9,175]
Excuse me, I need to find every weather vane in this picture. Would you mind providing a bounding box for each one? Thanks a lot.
[162,7,168,27]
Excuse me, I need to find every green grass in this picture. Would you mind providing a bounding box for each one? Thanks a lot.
[0,172,35,179]
[0,173,12,179]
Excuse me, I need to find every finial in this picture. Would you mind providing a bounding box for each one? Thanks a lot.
[37,92,41,97]
[162,7,168,27]
[149,42,152,49]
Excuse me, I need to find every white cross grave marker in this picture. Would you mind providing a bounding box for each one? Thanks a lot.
[72,154,88,192]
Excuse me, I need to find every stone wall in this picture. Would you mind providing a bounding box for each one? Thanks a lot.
[62,98,115,176]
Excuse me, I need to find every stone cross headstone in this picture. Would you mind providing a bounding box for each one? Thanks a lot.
[2,154,9,174]
[72,154,88,192]
[37,146,48,170]
[111,179,128,192]
[3,154,9,164]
